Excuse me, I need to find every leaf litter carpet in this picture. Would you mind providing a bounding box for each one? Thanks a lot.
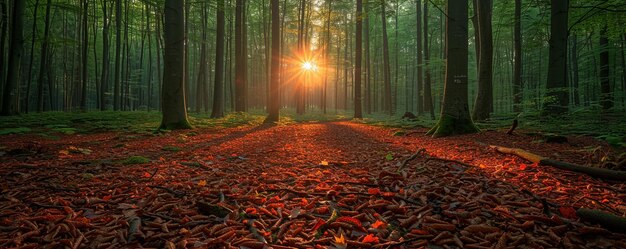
[0,121,624,248]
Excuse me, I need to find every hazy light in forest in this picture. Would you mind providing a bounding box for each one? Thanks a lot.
[302,61,318,72]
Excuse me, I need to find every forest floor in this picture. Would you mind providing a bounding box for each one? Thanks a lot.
[0,114,625,248]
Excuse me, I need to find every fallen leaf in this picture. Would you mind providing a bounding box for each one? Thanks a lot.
[362,234,379,243]
[559,206,577,219]
[198,180,207,187]
[371,220,387,229]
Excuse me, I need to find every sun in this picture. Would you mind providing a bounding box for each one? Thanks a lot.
[301,61,317,72]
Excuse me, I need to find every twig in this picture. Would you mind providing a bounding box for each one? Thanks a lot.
[397,148,426,172]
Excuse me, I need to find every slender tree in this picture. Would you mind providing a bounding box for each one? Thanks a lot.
[599,26,612,110]
[81,0,88,111]
[354,0,363,118]
[472,0,493,121]
[210,0,226,118]
[235,0,247,112]
[265,0,280,123]
[427,0,478,137]
[1,0,25,115]
[544,0,569,115]
[415,0,423,113]
[37,0,52,112]
[380,0,392,115]
[513,0,522,112]
[423,1,435,119]
[160,0,191,129]
[100,0,111,110]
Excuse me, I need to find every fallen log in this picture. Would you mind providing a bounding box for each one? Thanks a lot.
[576,208,626,234]
[490,145,626,181]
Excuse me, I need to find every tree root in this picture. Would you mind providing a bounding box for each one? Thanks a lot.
[576,208,626,234]
[490,145,626,181]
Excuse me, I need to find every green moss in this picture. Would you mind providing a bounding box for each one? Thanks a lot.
[159,120,193,130]
[0,127,31,135]
[427,114,479,138]
[122,156,150,165]
[162,146,182,152]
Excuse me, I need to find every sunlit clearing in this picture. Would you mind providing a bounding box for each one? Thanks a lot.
[302,61,317,72]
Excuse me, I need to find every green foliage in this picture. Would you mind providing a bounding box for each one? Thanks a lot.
[0,127,32,135]
[122,156,150,165]
[162,146,182,152]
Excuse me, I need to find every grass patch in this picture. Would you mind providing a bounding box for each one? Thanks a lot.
[0,127,31,135]
[122,156,150,165]
[162,146,182,152]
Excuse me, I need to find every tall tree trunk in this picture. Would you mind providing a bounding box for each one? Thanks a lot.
[380,0,392,115]
[196,2,208,113]
[416,0,423,114]
[427,0,478,137]
[1,0,25,115]
[235,0,247,112]
[80,0,88,110]
[156,10,163,111]
[322,0,332,114]
[265,0,280,123]
[24,0,40,113]
[354,0,363,118]
[210,0,226,118]
[364,0,371,114]
[295,0,305,114]
[544,0,569,115]
[113,0,122,110]
[472,0,493,121]
[0,0,7,109]
[37,0,52,112]
[599,26,612,110]
[570,35,580,106]
[100,0,110,110]
[513,0,522,112]
[160,0,191,129]
[423,1,435,119]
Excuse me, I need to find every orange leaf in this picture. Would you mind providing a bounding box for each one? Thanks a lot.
[102,195,112,201]
[371,220,387,229]
[519,164,528,171]
[245,207,257,215]
[368,188,381,195]
[362,234,379,243]
[142,172,151,178]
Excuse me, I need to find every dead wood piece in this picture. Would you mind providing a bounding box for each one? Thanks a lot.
[576,208,626,234]
[506,117,518,135]
[490,145,626,181]
[397,148,426,172]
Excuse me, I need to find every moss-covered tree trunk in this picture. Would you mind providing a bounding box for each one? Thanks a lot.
[427,0,478,137]
[159,0,191,130]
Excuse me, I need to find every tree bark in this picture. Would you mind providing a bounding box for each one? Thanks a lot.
[380,0,392,115]
[544,0,569,115]
[210,0,226,118]
[0,0,25,115]
[354,0,363,118]
[422,1,435,120]
[37,0,52,113]
[265,0,280,123]
[100,0,110,110]
[427,0,478,137]
[235,0,247,112]
[472,0,493,121]
[599,26,612,110]
[80,0,88,111]
[415,0,423,114]
[513,0,522,112]
[160,0,191,130]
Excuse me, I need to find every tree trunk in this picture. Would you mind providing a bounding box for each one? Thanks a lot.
[1,0,25,115]
[544,0,569,115]
[570,35,580,106]
[599,26,612,110]
[210,0,226,118]
[160,0,191,130]
[100,0,110,110]
[427,0,478,137]
[472,0,493,121]
[37,0,52,113]
[380,0,392,115]
[354,0,363,118]
[196,2,208,113]
[80,0,88,111]
[113,0,122,110]
[513,0,522,112]
[235,0,247,112]
[423,1,435,119]
[415,0,423,114]
[265,0,280,123]
[0,0,7,110]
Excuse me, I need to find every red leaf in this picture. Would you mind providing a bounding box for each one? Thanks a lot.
[519,164,528,171]
[362,234,379,243]
[102,195,112,201]
[142,172,151,178]
[368,188,381,195]
[371,220,387,229]
[245,207,257,215]
[312,218,326,231]
[336,216,362,228]
[559,206,577,219]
